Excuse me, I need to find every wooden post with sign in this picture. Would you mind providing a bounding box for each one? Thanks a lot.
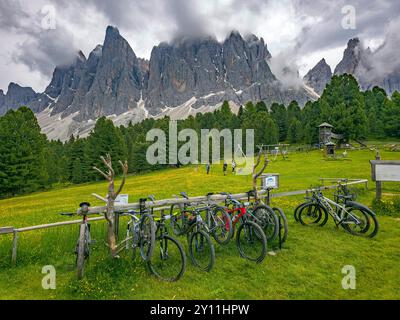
[370,154,400,201]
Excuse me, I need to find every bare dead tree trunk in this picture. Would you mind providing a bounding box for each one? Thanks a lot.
[93,154,128,257]
[252,148,269,201]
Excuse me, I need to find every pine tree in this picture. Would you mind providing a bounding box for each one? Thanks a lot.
[0,107,48,197]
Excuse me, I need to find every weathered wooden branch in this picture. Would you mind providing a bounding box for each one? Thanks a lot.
[252,148,269,200]
[93,154,128,257]
[115,160,128,198]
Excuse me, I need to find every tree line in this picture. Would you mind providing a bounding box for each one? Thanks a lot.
[0,74,399,198]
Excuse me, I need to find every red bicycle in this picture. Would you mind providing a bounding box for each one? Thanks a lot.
[221,193,267,263]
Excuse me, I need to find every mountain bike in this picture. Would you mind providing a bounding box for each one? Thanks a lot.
[297,181,379,238]
[242,190,280,242]
[147,203,187,282]
[59,202,98,279]
[170,192,219,272]
[170,192,233,245]
[115,197,156,261]
[221,193,267,263]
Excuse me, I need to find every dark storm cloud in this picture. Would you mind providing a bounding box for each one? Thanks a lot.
[293,0,400,55]
[0,0,79,77]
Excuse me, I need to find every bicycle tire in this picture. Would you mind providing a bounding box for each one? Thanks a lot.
[294,201,311,222]
[236,221,267,263]
[147,235,187,282]
[170,204,186,236]
[273,207,288,244]
[298,202,328,226]
[209,206,233,245]
[343,204,379,238]
[252,205,279,241]
[188,229,215,272]
[139,213,156,261]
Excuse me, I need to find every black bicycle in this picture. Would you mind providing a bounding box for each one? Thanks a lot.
[170,192,218,272]
[170,192,233,245]
[147,198,187,282]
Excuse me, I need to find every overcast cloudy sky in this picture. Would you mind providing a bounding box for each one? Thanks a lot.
[0,0,399,92]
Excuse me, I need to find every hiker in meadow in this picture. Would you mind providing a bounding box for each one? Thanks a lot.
[232,159,236,173]
[223,162,228,176]
[206,162,211,175]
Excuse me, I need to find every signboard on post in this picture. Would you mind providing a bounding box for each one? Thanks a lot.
[261,173,280,190]
[115,194,129,205]
[370,160,400,200]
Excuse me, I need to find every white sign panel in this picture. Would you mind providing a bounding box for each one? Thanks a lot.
[261,174,280,189]
[115,194,129,205]
[375,165,400,182]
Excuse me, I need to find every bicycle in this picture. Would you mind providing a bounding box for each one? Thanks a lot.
[221,193,267,263]
[59,202,98,279]
[61,198,156,279]
[242,190,280,242]
[170,192,218,272]
[297,181,379,238]
[146,200,187,282]
[170,192,233,245]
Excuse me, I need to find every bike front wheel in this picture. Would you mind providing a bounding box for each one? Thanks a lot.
[147,235,187,282]
[236,221,267,263]
[188,229,215,272]
[298,203,328,226]
[76,223,89,280]
[139,213,156,261]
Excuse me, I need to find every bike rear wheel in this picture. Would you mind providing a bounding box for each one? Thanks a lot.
[236,221,267,263]
[252,205,279,241]
[170,204,187,236]
[273,207,288,244]
[342,206,379,238]
[209,207,233,245]
[188,230,215,272]
[147,235,186,282]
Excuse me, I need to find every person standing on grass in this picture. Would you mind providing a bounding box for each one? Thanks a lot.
[206,162,211,175]
[232,159,236,173]
[223,162,228,176]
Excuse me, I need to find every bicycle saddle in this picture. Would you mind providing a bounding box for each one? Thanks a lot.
[79,202,91,208]
[180,192,189,199]
[206,192,214,197]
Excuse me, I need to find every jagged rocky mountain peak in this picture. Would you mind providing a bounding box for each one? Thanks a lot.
[303,58,332,96]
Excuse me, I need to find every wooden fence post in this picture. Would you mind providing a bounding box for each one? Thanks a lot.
[375,151,382,201]
[11,231,18,266]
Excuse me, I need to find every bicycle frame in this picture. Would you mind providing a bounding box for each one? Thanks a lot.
[316,193,363,227]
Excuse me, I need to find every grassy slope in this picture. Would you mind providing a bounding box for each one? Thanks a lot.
[0,148,399,300]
